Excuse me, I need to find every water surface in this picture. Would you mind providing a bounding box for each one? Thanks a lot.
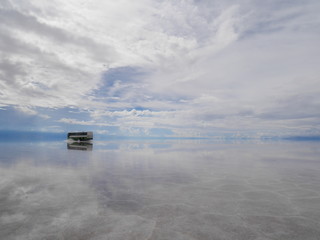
[1,140,320,240]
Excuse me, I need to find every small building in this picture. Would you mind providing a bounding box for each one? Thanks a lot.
[67,132,93,141]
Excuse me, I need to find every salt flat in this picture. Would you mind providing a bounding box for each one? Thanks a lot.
[0,140,320,240]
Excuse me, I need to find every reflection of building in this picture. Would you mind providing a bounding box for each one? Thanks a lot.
[67,142,93,151]
[67,132,93,141]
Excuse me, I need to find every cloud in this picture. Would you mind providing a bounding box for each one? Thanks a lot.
[14,106,50,119]
[0,0,320,136]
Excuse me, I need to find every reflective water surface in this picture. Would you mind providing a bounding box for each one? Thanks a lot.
[1,140,320,240]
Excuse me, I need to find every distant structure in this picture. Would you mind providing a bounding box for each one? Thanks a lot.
[67,131,93,141]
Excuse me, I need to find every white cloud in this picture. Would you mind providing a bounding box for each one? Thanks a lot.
[58,118,111,127]
[1,0,320,136]
[14,106,50,119]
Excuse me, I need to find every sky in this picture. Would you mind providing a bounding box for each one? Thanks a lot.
[0,0,320,138]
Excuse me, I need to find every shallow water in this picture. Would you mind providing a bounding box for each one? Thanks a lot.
[0,140,320,240]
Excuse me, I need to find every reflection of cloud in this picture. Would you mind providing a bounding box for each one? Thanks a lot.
[0,163,155,239]
[0,164,98,238]
[1,141,320,238]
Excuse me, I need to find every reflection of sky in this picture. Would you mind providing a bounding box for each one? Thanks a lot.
[1,140,320,239]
